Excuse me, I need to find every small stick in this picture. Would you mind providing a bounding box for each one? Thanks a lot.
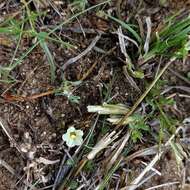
[1,89,55,102]
[0,158,15,175]
[0,117,24,156]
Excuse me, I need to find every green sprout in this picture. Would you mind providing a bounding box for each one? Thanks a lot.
[55,80,81,104]
[69,0,88,11]
[62,126,84,147]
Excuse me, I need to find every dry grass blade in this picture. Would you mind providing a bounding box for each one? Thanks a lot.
[141,161,161,176]
[123,66,141,93]
[145,181,180,190]
[128,126,183,190]
[116,28,139,48]
[62,34,102,71]
[125,145,167,162]
[80,46,116,81]
[118,26,132,64]
[0,117,24,156]
[133,173,157,190]
[87,131,119,160]
[117,26,141,91]
[106,131,130,170]
[0,159,15,175]
[144,17,152,54]
[161,86,190,95]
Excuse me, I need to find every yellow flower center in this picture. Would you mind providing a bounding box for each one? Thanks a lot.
[70,132,77,139]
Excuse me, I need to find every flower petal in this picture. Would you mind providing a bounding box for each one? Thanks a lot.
[76,130,83,137]
[67,126,76,133]
[74,137,83,146]
[66,139,76,147]
[62,133,69,141]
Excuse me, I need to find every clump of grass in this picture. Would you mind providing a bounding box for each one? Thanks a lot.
[142,14,190,63]
[106,11,190,63]
[83,12,190,190]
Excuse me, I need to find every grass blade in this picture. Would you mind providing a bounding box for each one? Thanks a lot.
[38,32,56,83]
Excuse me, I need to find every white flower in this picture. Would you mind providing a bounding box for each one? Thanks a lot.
[62,126,83,147]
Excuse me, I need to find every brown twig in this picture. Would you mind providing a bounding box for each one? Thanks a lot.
[1,89,55,102]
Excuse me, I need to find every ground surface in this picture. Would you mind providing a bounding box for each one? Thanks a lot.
[0,0,190,190]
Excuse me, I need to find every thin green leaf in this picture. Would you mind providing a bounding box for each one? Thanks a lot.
[38,32,56,82]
